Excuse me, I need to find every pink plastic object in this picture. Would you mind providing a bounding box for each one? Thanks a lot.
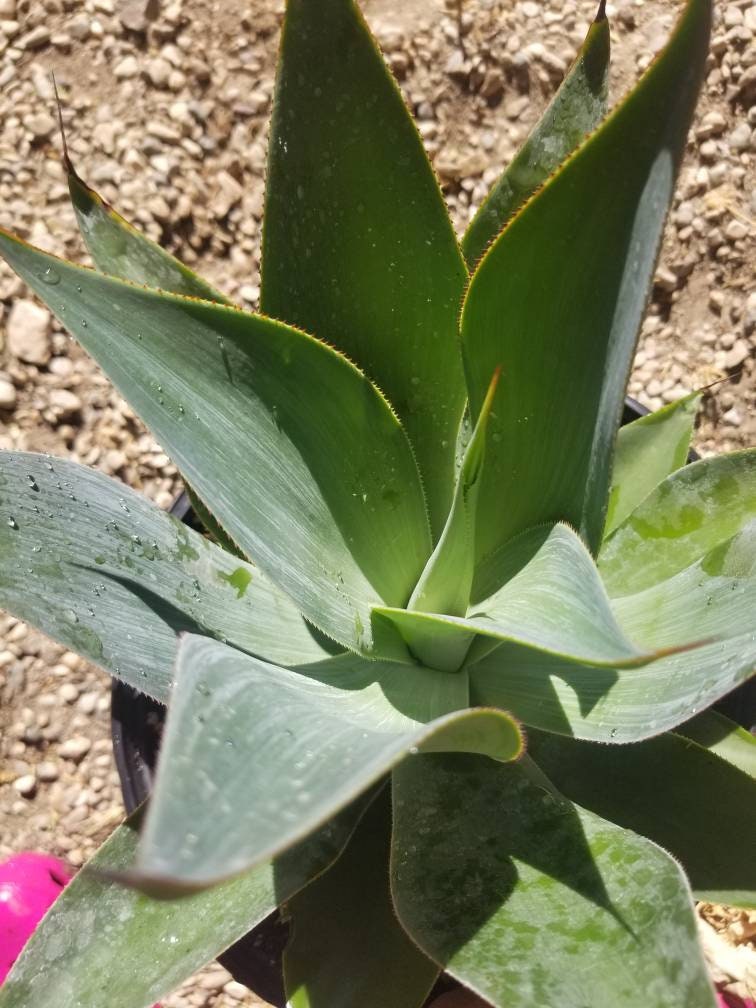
[0,852,72,983]
[718,994,756,1008]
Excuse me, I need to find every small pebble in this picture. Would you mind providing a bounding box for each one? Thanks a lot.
[58,737,92,763]
[12,774,36,797]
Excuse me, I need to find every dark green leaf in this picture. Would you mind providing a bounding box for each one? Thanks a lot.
[67,161,230,303]
[529,729,756,908]
[135,636,523,888]
[0,231,432,654]
[462,0,711,575]
[604,392,700,537]
[0,452,331,702]
[284,787,439,1008]
[462,7,610,266]
[261,0,468,539]
[391,753,715,1007]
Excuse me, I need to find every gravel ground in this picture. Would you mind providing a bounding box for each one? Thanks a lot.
[0,0,754,1004]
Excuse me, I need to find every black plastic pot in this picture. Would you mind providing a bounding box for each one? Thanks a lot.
[111,396,754,1004]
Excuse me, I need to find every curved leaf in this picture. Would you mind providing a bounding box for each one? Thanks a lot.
[376,523,671,674]
[0,452,331,703]
[462,0,711,574]
[0,796,372,1008]
[604,392,700,538]
[134,636,523,889]
[471,523,756,740]
[261,0,468,539]
[462,5,610,266]
[284,787,439,1008]
[391,753,715,1008]
[529,729,756,908]
[67,161,230,304]
[677,709,756,779]
[600,449,756,596]
[471,629,755,743]
[0,231,432,654]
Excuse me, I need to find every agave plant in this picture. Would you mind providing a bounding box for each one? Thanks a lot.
[1,0,754,1005]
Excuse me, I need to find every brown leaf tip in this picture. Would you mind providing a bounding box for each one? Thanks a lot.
[595,0,607,21]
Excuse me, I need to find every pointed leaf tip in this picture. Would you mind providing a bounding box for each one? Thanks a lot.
[51,71,73,171]
[596,0,607,22]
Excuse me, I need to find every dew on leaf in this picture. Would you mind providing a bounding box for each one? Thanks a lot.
[40,266,60,286]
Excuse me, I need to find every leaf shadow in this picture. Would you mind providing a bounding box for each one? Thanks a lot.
[470,641,619,730]
[393,752,634,973]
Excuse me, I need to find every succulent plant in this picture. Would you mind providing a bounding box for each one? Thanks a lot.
[0,0,754,1006]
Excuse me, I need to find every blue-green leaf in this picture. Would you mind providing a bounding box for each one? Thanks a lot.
[462,6,610,266]
[0,796,372,1008]
[391,753,715,1008]
[0,231,432,654]
[529,728,756,908]
[599,449,756,596]
[133,636,523,889]
[461,0,711,573]
[67,161,231,303]
[284,787,439,1008]
[604,392,701,538]
[0,452,331,702]
[261,0,468,539]
[376,523,675,673]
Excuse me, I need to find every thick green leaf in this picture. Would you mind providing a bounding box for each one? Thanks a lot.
[0,231,432,654]
[376,523,671,674]
[472,519,756,740]
[462,0,711,574]
[391,753,715,1008]
[529,729,756,908]
[135,636,523,888]
[471,630,755,743]
[600,449,756,596]
[611,520,756,650]
[462,6,611,266]
[677,709,756,779]
[0,452,331,703]
[0,796,373,1008]
[261,0,468,539]
[604,393,701,538]
[67,160,230,303]
[66,163,249,555]
[284,786,439,1008]
[409,369,500,620]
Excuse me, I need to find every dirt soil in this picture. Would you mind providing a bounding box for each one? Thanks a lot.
[0,0,754,1005]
